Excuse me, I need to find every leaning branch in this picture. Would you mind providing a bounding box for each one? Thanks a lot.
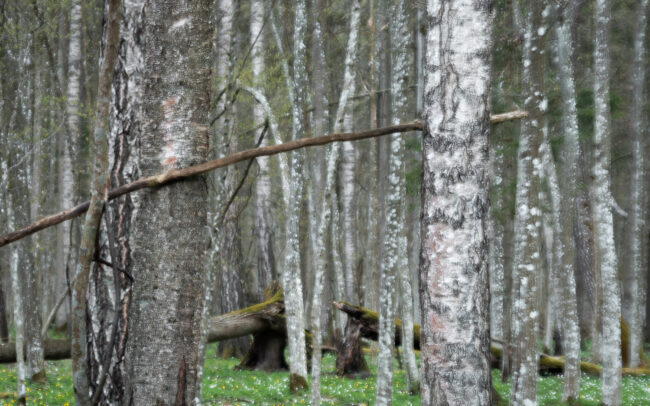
[0,111,525,248]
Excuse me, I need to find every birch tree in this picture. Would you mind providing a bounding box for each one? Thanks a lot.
[377,0,418,398]
[55,0,81,329]
[310,2,361,401]
[593,0,622,403]
[123,0,212,403]
[420,1,493,404]
[554,1,582,399]
[510,1,546,404]
[624,0,648,369]
[251,0,275,299]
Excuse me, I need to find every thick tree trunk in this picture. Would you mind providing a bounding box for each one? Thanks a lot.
[420,1,493,404]
[123,0,211,403]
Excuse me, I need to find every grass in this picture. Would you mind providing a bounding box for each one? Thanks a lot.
[0,343,649,405]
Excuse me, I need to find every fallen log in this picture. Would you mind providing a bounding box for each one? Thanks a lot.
[333,301,650,377]
[3,285,338,371]
[0,339,70,363]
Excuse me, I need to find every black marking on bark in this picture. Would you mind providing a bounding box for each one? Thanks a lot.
[175,356,187,406]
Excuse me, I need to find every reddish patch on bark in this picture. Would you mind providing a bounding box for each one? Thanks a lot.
[163,96,178,108]
[175,356,187,406]
[163,156,178,166]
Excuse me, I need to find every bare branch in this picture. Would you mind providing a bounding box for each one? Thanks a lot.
[0,111,525,249]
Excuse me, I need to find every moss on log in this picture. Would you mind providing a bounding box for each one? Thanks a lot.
[334,301,650,377]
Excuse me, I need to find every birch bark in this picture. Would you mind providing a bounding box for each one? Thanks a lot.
[593,0,622,404]
[124,0,211,403]
[388,0,418,395]
[625,0,648,369]
[554,2,582,399]
[281,0,309,390]
[510,2,545,404]
[70,1,120,403]
[309,1,332,403]
[88,1,144,402]
[309,2,361,400]
[420,1,493,404]
[55,0,81,329]
[251,0,275,299]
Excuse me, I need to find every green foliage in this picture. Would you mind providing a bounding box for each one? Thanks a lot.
[0,342,649,404]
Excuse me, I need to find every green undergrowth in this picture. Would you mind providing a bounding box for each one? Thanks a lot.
[0,342,649,404]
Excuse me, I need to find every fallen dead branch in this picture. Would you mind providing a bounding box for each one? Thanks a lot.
[0,111,525,249]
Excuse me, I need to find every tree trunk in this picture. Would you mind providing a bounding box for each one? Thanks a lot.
[420,1,493,404]
[510,2,546,404]
[554,2,583,400]
[281,0,309,392]
[69,1,120,403]
[593,1,622,404]
[251,0,274,300]
[390,0,419,395]
[624,0,649,370]
[123,0,211,403]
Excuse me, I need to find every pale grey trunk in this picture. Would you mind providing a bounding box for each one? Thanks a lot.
[488,144,505,341]
[420,1,493,404]
[310,4,363,393]
[23,47,45,382]
[281,0,309,385]
[389,0,418,394]
[593,0,622,404]
[624,0,648,369]
[251,0,274,299]
[554,2,582,399]
[55,0,82,330]
[8,202,26,404]
[510,2,545,404]
[309,1,331,403]
[217,122,250,357]
[3,143,26,404]
[341,139,357,302]
[124,0,211,403]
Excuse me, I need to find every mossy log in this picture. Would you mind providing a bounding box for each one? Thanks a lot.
[0,339,70,363]
[334,301,650,377]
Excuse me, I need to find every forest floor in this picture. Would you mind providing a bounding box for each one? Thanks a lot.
[0,342,649,405]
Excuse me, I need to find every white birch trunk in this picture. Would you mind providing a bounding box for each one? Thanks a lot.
[625,0,648,369]
[309,4,362,396]
[309,2,332,403]
[488,144,505,341]
[3,160,26,404]
[554,2,583,399]
[389,0,418,394]
[251,0,274,299]
[281,0,309,389]
[593,1,622,404]
[55,0,82,329]
[420,1,493,403]
[510,2,546,404]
